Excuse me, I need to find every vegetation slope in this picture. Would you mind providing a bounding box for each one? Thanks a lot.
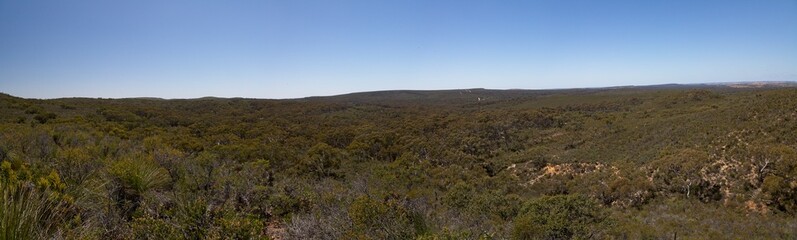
[1,84,796,239]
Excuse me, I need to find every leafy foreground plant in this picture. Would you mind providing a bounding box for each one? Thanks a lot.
[0,182,68,240]
[109,157,171,219]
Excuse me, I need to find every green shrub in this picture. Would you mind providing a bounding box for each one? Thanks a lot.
[443,181,473,209]
[761,145,797,213]
[34,112,57,124]
[216,215,268,240]
[299,143,346,179]
[110,158,170,195]
[513,195,610,240]
[348,195,423,239]
[130,216,181,240]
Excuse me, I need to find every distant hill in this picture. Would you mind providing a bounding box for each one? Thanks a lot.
[3,81,794,102]
[302,88,544,105]
[709,81,797,88]
[300,82,796,106]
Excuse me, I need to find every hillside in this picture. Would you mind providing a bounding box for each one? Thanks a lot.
[1,84,797,239]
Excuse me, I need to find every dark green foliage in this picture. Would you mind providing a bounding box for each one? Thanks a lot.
[33,112,57,123]
[299,143,346,179]
[761,145,797,213]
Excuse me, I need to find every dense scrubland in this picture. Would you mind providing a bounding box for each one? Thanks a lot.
[1,85,797,239]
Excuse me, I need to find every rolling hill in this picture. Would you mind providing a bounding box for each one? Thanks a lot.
[1,83,796,239]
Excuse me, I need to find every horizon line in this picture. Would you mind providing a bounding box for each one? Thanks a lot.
[4,80,796,101]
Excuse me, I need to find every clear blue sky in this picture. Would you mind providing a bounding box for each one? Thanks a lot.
[1,0,796,99]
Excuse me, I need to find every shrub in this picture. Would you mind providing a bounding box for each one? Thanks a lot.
[299,143,346,179]
[109,157,171,219]
[513,195,610,240]
[348,195,423,239]
[34,112,57,124]
[443,181,473,209]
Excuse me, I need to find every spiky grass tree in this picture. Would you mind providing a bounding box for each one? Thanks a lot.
[0,182,66,240]
[109,158,171,219]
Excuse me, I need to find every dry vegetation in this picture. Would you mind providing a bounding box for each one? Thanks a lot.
[1,85,796,239]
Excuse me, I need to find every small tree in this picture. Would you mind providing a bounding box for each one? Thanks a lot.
[761,146,797,213]
[650,149,719,201]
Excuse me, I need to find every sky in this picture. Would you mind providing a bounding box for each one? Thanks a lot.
[1,0,796,99]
